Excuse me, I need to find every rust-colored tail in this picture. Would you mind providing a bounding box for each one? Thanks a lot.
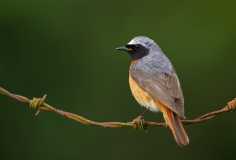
[162,107,189,146]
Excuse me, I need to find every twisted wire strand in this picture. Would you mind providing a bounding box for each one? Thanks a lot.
[0,85,235,129]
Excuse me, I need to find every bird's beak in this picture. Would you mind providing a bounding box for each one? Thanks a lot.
[115,46,132,52]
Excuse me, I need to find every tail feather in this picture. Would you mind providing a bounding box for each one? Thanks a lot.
[162,107,189,146]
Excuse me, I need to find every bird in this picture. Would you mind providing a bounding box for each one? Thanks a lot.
[116,36,189,146]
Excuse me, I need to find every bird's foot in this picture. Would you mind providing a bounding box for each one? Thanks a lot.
[132,115,147,130]
[227,98,236,110]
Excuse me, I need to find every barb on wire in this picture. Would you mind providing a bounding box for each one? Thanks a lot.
[0,86,236,129]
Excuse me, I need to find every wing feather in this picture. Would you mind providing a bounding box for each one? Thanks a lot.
[130,64,185,118]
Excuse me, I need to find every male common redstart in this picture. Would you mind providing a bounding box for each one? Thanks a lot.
[116,36,189,146]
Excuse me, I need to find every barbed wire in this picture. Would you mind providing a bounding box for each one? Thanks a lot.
[0,86,236,129]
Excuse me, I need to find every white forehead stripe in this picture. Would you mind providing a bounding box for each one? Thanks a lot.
[128,36,155,48]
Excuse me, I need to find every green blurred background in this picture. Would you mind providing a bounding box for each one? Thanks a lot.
[0,0,236,159]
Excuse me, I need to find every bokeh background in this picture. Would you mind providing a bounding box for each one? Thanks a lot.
[0,0,236,159]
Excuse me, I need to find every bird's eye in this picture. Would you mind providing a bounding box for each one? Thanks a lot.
[134,44,140,49]
[126,44,139,49]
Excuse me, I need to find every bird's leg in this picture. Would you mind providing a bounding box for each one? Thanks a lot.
[132,110,146,122]
[140,109,148,117]
[132,109,148,130]
[133,109,148,120]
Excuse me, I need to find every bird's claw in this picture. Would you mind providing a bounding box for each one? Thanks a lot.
[132,115,147,130]
[227,98,236,110]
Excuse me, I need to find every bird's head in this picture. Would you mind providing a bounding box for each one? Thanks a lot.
[116,36,156,60]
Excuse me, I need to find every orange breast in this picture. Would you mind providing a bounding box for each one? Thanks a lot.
[129,74,160,112]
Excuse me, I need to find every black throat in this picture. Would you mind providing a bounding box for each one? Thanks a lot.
[127,44,149,60]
